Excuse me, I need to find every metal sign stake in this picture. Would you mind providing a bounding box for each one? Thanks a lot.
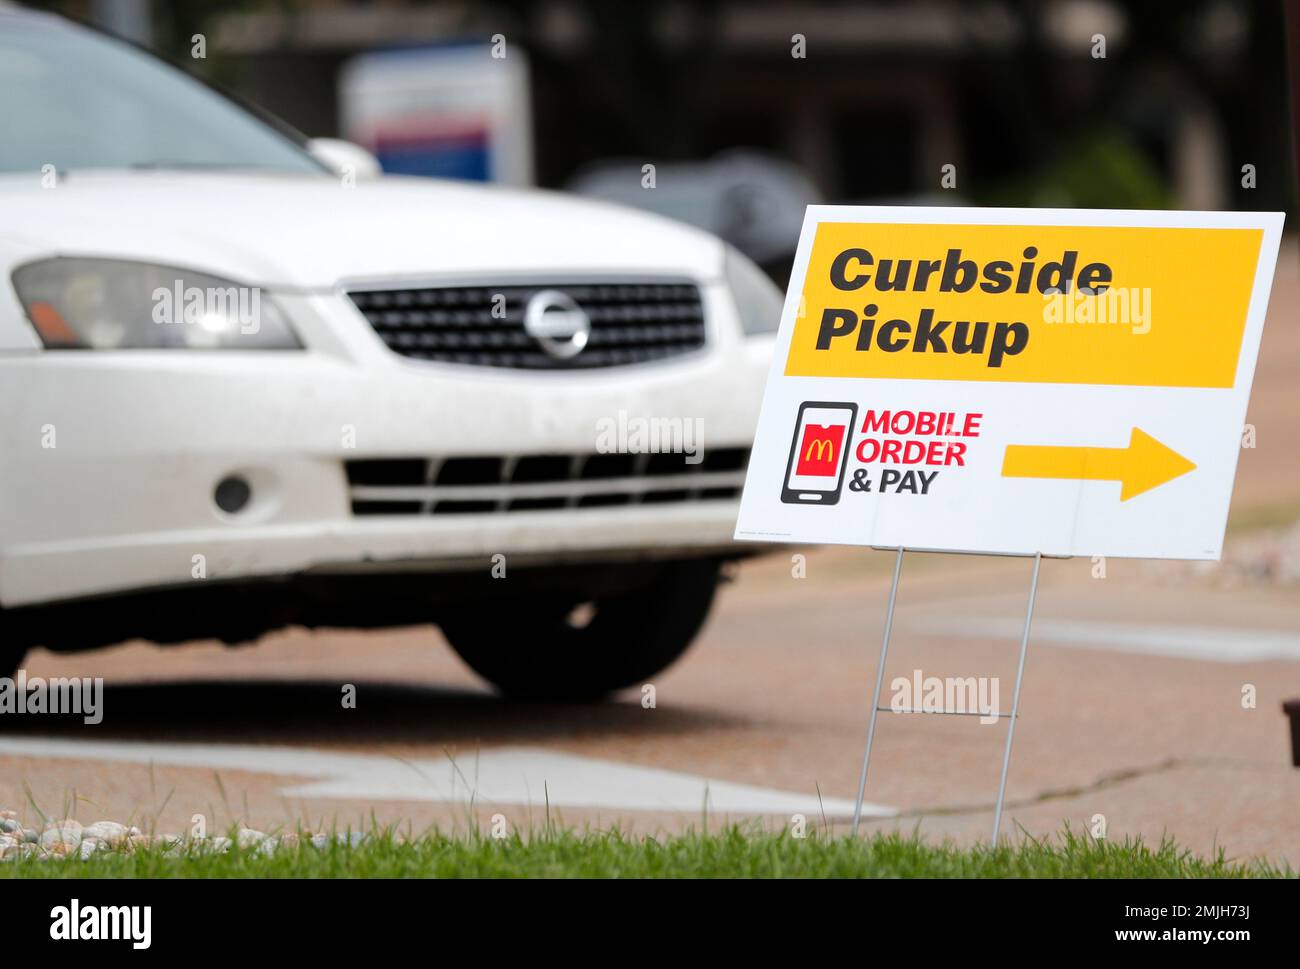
[850,548,1043,847]
[991,550,1041,847]
[851,545,904,835]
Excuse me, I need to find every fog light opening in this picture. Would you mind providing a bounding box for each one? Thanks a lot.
[214,475,252,514]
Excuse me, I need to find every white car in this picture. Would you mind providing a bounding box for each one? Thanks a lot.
[0,8,780,698]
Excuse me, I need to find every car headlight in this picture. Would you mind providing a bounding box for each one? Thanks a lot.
[11,257,301,349]
[724,244,784,337]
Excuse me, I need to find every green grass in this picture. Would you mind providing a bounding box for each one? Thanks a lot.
[0,826,1290,878]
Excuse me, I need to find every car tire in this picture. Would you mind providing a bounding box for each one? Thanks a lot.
[439,559,723,700]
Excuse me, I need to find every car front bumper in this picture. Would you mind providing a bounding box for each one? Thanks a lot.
[0,285,773,607]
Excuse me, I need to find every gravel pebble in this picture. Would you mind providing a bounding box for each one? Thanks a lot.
[41,820,82,849]
[0,810,360,859]
[82,821,131,845]
[6,843,44,861]
[236,827,267,849]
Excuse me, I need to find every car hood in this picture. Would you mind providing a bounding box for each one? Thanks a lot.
[0,171,727,290]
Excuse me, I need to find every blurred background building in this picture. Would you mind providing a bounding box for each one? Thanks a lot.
[26,0,1293,284]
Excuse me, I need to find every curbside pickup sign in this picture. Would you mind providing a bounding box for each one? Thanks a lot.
[735,207,1283,559]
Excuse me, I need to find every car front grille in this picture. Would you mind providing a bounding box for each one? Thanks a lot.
[345,447,749,515]
[347,280,707,369]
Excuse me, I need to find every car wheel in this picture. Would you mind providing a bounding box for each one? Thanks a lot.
[439,559,723,700]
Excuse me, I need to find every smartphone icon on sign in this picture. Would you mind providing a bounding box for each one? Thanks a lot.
[781,401,857,505]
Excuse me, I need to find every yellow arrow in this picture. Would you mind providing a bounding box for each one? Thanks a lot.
[1001,428,1196,501]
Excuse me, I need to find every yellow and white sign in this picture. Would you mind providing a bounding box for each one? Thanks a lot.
[735,207,1283,559]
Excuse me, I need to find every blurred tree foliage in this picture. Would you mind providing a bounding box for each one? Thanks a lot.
[979,132,1175,210]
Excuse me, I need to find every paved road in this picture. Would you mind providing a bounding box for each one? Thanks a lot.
[3,547,1298,863]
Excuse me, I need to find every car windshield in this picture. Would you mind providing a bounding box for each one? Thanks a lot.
[0,13,324,175]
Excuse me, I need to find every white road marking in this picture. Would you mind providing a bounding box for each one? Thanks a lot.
[916,617,1300,663]
[0,735,892,818]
